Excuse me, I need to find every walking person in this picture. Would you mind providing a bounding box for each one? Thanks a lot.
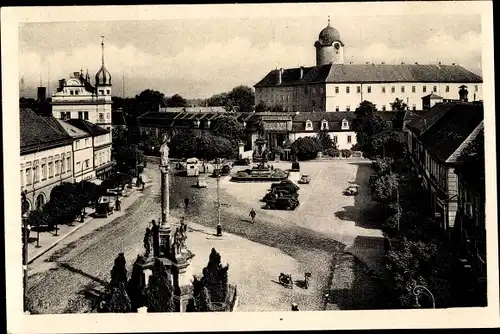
[249,208,256,224]
[115,197,121,211]
[184,197,189,210]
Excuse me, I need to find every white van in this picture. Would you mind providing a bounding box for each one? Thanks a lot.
[186,158,200,177]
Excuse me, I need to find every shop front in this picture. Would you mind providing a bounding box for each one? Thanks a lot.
[95,161,117,181]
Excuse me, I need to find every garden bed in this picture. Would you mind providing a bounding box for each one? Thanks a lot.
[230,168,289,183]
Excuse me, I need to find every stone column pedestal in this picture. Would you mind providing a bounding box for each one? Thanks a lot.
[171,252,195,312]
[160,165,170,224]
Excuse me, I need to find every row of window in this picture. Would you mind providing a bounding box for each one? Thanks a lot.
[305,120,350,131]
[75,159,91,172]
[333,84,479,94]
[75,138,92,150]
[98,89,111,95]
[332,135,352,144]
[95,149,111,166]
[21,155,72,187]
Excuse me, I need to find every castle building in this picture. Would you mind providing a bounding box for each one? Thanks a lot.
[254,19,483,112]
[51,37,113,131]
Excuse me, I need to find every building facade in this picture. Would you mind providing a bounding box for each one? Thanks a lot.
[51,37,113,130]
[20,109,74,211]
[66,119,114,180]
[255,21,483,112]
[405,102,484,236]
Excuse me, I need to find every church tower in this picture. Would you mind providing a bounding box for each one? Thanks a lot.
[95,36,112,94]
[314,17,344,66]
[94,36,113,130]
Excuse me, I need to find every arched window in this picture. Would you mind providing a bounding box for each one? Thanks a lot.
[305,120,313,131]
[36,193,45,210]
[321,119,329,131]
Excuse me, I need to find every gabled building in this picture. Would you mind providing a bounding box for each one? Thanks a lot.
[51,37,113,131]
[65,119,114,180]
[453,126,486,303]
[405,102,484,236]
[254,20,483,113]
[20,108,74,210]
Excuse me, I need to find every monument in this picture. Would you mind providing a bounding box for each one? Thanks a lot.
[137,135,195,312]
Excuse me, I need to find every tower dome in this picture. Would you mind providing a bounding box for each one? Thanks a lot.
[318,23,341,45]
[95,36,112,86]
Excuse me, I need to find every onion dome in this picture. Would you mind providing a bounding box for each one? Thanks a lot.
[318,18,342,45]
[95,36,112,86]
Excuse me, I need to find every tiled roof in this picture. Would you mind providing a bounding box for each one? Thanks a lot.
[20,108,73,154]
[455,127,485,193]
[418,103,484,162]
[65,119,110,136]
[423,93,444,99]
[164,106,228,113]
[55,119,89,138]
[406,103,457,135]
[255,64,482,87]
[292,112,355,132]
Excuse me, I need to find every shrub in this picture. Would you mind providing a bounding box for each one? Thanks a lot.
[340,149,352,158]
[290,137,322,161]
[323,147,340,157]
[201,248,229,304]
[107,282,132,313]
[146,259,175,312]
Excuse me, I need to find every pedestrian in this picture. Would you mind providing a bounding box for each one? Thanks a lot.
[184,197,189,210]
[141,181,145,190]
[144,227,152,257]
[80,211,85,223]
[249,208,256,223]
[115,197,121,211]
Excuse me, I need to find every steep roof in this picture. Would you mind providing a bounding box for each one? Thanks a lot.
[65,119,109,136]
[255,64,482,87]
[455,127,485,193]
[55,119,89,138]
[412,102,484,162]
[406,103,457,135]
[20,108,73,154]
[292,112,355,132]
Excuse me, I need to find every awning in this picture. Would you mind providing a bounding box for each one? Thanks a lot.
[90,178,103,186]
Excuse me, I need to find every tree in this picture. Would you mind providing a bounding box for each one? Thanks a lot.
[191,276,213,312]
[146,259,175,312]
[166,94,187,108]
[227,85,255,113]
[110,253,128,291]
[371,158,394,176]
[290,136,322,160]
[127,255,147,312]
[353,101,391,158]
[390,98,408,111]
[206,93,229,107]
[107,282,132,313]
[115,144,145,175]
[270,105,285,112]
[316,130,334,150]
[201,248,229,304]
[212,115,244,142]
[255,101,268,113]
[370,172,399,207]
[134,89,166,115]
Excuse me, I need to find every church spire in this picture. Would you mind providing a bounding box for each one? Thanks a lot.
[327,15,330,26]
[101,35,105,66]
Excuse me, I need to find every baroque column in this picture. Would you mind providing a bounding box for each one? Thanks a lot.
[158,136,172,257]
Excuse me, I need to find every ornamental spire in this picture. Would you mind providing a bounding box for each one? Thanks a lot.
[101,35,105,66]
[327,15,330,26]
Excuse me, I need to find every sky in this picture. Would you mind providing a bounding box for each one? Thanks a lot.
[18,6,483,100]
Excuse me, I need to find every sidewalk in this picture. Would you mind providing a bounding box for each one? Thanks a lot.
[27,180,148,264]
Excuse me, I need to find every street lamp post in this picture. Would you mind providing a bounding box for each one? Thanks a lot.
[215,158,222,237]
[21,191,29,312]
[413,285,436,309]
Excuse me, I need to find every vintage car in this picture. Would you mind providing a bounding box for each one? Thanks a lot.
[265,196,300,210]
[298,174,311,184]
[196,177,208,188]
[213,164,231,177]
[343,185,359,196]
[95,196,114,218]
[271,180,300,193]
[263,188,299,202]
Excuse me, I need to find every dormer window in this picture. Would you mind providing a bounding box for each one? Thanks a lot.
[243,121,247,128]
[194,120,200,128]
[207,120,211,128]
[305,120,313,131]
[321,119,329,131]
[341,119,349,130]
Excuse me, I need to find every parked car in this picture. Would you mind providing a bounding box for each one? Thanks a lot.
[234,157,251,166]
[343,185,359,196]
[196,177,208,188]
[265,196,300,210]
[298,174,311,184]
[263,189,299,202]
[213,164,231,177]
[95,196,114,218]
[271,180,300,193]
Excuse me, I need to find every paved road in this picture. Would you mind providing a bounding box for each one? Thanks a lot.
[26,159,388,314]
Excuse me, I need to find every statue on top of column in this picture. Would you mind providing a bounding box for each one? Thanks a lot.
[160,134,169,166]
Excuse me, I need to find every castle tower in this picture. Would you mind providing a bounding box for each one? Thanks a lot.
[94,36,113,130]
[95,36,112,92]
[314,17,344,66]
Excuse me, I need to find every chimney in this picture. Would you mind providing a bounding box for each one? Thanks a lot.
[299,66,304,80]
[37,87,47,102]
[365,62,370,64]
[381,62,385,64]
[277,68,283,85]
[415,62,419,65]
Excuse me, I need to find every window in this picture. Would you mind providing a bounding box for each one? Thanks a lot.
[423,86,427,93]
[75,140,80,149]
[41,164,47,180]
[412,104,416,110]
[305,120,313,131]
[55,161,59,176]
[33,166,39,183]
[433,86,437,93]
[99,90,104,94]
[78,111,83,119]
[20,170,24,187]
[321,120,329,130]
[335,106,340,112]
[61,157,65,174]
[85,138,89,147]
[26,168,31,185]
[445,85,450,93]
[341,119,349,130]
[367,86,371,93]
[475,85,479,92]
[106,89,110,94]
[281,95,284,101]
[99,113,104,121]
[382,105,386,111]
[48,162,53,178]
[346,86,350,94]
[346,106,351,112]
[84,111,89,120]
[357,86,361,93]
[70,90,74,95]
[107,113,110,119]
[67,157,71,171]
[401,86,405,93]
[391,86,395,93]
[382,87,386,93]
[347,135,352,144]
[335,87,339,94]
[75,90,79,95]
[76,161,81,172]
[333,136,338,143]
[412,86,416,93]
